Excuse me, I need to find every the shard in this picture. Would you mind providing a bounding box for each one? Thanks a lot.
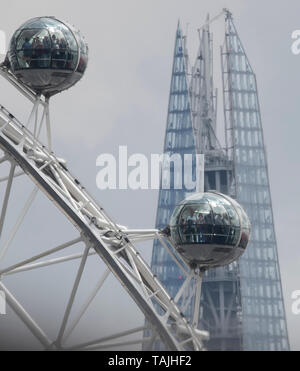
[150,10,290,351]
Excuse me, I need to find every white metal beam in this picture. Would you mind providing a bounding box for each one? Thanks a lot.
[0,155,7,164]
[0,170,24,183]
[56,246,90,345]
[3,250,97,276]
[0,162,15,240]
[0,282,53,349]
[0,237,82,275]
[63,268,110,342]
[158,235,189,276]
[83,339,148,351]
[0,67,44,106]
[45,98,52,151]
[69,326,147,351]
[0,186,38,263]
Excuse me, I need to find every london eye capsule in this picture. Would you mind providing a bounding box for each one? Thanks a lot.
[5,16,88,97]
[168,191,251,270]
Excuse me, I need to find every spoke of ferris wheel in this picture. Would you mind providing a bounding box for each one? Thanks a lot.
[68,326,147,351]
[82,338,149,352]
[0,155,8,164]
[3,250,97,276]
[0,186,38,263]
[0,281,54,349]
[0,236,82,276]
[56,246,90,346]
[0,162,16,241]
[0,170,24,183]
[63,268,111,343]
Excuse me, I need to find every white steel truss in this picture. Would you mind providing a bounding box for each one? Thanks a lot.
[0,65,208,351]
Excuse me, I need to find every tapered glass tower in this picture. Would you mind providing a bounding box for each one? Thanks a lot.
[151,23,197,301]
[150,11,290,351]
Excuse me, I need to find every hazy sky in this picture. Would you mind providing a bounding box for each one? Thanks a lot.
[0,0,299,351]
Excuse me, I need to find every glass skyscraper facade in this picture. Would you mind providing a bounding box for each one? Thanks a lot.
[150,11,290,351]
[151,24,197,301]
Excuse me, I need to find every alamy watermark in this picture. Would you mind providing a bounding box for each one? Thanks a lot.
[292,290,300,315]
[96,146,204,191]
[0,29,6,58]
[291,30,300,55]
[0,290,6,315]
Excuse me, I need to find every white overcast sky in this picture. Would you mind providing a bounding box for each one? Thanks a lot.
[0,0,299,350]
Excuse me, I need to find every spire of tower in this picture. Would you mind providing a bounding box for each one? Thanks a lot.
[205,13,210,28]
[190,14,224,155]
[177,19,181,35]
